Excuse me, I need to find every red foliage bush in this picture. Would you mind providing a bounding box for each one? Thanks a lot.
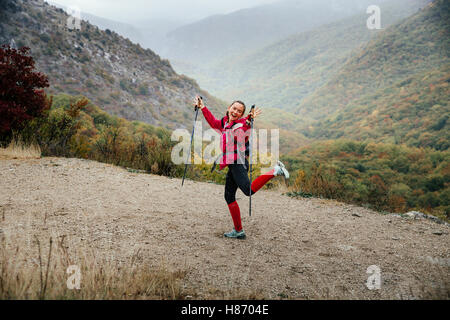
[0,45,49,139]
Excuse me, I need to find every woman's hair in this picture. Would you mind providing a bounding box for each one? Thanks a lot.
[226,100,246,118]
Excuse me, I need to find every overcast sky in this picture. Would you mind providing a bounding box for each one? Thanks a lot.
[47,0,278,24]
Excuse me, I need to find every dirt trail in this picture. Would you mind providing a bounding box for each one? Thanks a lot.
[1,157,449,299]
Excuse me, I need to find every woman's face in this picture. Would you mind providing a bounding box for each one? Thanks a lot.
[228,102,245,121]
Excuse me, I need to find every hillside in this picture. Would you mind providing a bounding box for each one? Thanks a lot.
[183,0,430,116]
[296,0,449,123]
[309,65,450,150]
[47,1,146,47]
[0,157,449,299]
[282,140,450,219]
[0,0,225,131]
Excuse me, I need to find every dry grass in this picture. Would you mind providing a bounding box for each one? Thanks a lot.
[0,138,41,160]
[0,234,188,300]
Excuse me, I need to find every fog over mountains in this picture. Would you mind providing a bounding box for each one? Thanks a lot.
[161,0,383,64]
[49,0,390,63]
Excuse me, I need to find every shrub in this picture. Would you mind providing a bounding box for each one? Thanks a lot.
[39,33,50,43]
[0,45,50,144]
[20,97,88,156]
[138,83,148,95]
[425,175,445,192]
[119,79,130,91]
[283,140,449,219]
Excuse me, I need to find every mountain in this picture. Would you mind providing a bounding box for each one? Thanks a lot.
[46,1,146,47]
[300,0,449,150]
[164,0,381,67]
[194,0,430,115]
[133,18,191,57]
[0,0,225,130]
[47,2,188,57]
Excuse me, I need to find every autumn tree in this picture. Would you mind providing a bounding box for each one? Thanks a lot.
[0,45,49,143]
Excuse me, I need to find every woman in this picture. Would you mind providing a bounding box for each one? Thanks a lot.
[195,96,289,239]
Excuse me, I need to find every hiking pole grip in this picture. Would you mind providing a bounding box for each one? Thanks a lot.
[248,105,255,217]
[182,97,202,187]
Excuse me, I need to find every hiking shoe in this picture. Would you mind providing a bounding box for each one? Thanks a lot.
[274,160,290,179]
[224,229,246,239]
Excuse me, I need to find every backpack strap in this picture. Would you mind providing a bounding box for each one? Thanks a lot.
[230,123,243,131]
[210,122,250,173]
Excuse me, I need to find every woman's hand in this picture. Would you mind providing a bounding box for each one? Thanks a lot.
[248,107,262,120]
[193,95,205,110]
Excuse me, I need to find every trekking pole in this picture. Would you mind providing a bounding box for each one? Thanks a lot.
[248,105,255,217]
[182,96,202,187]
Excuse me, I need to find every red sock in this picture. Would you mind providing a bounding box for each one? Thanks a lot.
[227,201,242,232]
[251,168,275,193]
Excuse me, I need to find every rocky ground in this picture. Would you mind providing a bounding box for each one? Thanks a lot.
[0,157,449,299]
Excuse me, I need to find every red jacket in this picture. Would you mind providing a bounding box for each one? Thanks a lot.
[201,106,251,170]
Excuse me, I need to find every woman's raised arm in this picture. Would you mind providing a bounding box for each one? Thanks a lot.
[194,95,222,131]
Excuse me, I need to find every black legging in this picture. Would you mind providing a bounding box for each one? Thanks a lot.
[224,158,256,204]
